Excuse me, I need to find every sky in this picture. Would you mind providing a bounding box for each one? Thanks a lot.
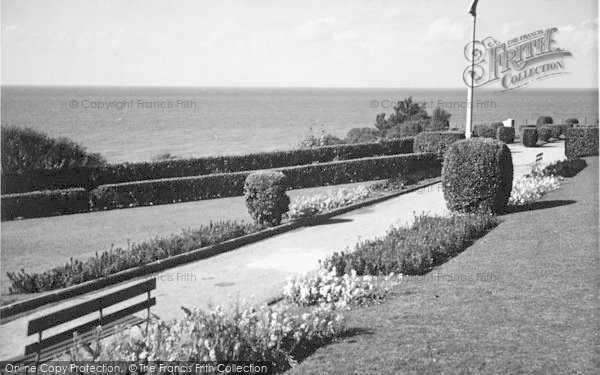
[1,0,598,88]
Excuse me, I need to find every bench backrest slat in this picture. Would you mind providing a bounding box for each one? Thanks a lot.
[27,278,156,335]
[25,297,156,355]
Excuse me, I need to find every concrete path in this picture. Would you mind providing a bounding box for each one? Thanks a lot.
[0,141,567,359]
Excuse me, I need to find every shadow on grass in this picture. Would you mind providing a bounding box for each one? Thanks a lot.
[501,199,576,215]
[291,327,375,365]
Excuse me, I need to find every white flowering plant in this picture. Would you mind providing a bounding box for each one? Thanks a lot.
[284,267,397,308]
[58,301,345,372]
[288,186,373,219]
[509,163,562,206]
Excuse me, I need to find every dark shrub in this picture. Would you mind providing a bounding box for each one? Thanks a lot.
[8,221,257,293]
[1,126,105,175]
[472,124,496,138]
[564,118,579,126]
[244,171,290,226]
[496,126,515,143]
[90,153,441,211]
[322,212,498,276]
[345,128,381,144]
[2,139,414,194]
[537,126,552,142]
[1,188,89,220]
[490,122,504,131]
[320,134,344,146]
[542,158,587,178]
[413,131,465,157]
[385,120,425,138]
[536,116,553,126]
[565,127,599,158]
[422,119,449,132]
[548,124,563,139]
[442,139,513,214]
[522,128,538,147]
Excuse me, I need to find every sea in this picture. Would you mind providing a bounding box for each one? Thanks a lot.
[1,86,598,163]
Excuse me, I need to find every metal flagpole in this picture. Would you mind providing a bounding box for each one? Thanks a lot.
[465,0,479,139]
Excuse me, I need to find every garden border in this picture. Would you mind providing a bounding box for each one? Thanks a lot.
[0,178,442,323]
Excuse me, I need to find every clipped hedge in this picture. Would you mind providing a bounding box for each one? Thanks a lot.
[442,139,513,214]
[496,126,515,144]
[522,128,538,147]
[565,127,599,158]
[1,188,89,220]
[1,138,415,194]
[244,171,290,226]
[91,153,442,210]
[413,131,465,156]
[537,116,553,126]
[537,126,552,142]
[473,124,496,138]
[564,118,579,126]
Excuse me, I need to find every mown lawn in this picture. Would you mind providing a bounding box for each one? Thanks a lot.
[288,157,599,374]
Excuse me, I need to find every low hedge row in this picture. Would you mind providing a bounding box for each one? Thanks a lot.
[413,131,465,156]
[1,138,415,194]
[565,127,599,158]
[1,152,442,219]
[322,212,499,276]
[91,153,442,210]
[1,188,89,220]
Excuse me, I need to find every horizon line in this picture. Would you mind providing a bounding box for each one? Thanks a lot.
[2,84,598,91]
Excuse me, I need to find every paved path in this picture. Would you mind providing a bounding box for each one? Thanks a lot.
[0,141,567,359]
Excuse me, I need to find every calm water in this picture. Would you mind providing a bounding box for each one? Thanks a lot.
[1,86,598,163]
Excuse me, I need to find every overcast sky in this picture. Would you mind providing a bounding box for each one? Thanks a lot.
[1,0,598,88]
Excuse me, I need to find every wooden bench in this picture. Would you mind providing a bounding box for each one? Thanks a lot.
[4,278,156,367]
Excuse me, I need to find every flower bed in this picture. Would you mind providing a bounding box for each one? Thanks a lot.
[287,186,373,219]
[7,221,259,294]
[322,212,499,277]
[61,301,345,373]
[284,268,394,307]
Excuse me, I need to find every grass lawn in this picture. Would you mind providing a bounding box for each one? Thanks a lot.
[288,157,599,374]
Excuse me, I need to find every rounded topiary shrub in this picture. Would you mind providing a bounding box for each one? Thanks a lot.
[522,128,538,147]
[537,126,552,142]
[536,116,553,126]
[442,139,513,214]
[244,171,290,226]
[564,118,579,126]
[496,126,515,144]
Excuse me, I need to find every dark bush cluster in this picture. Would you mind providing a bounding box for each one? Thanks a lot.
[542,158,587,178]
[244,171,290,226]
[472,124,497,139]
[0,188,89,220]
[536,116,553,126]
[413,131,465,156]
[522,127,538,147]
[537,125,552,142]
[1,126,105,175]
[565,127,599,158]
[2,138,414,194]
[322,212,498,276]
[89,153,442,211]
[496,126,515,144]
[564,118,579,126]
[345,128,381,144]
[7,221,258,293]
[442,139,513,214]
